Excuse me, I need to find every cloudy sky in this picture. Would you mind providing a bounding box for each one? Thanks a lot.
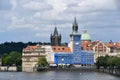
[0,0,120,43]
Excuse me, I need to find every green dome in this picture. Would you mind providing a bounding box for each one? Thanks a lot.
[81,33,91,41]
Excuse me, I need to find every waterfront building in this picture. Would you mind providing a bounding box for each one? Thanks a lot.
[50,27,61,46]
[22,45,46,72]
[54,17,94,65]
[92,41,110,62]
[22,17,94,72]
[81,37,120,62]
[52,46,72,64]
[44,45,54,64]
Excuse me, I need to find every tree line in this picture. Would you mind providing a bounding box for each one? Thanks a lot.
[0,41,67,56]
[0,41,50,56]
[96,55,120,71]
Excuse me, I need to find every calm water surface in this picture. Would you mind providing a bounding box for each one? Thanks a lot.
[0,71,119,80]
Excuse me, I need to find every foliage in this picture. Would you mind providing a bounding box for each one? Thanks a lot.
[96,55,120,70]
[2,51,22,67]
[0,42,43,56]
[0,41,67,56]
[37,57,48,67]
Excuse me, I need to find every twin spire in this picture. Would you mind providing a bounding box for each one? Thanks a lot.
[52,16,79,36]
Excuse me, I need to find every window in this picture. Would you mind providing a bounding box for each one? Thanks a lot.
[62,48,65,50]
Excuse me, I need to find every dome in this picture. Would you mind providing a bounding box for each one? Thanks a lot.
[81,33,91,41]
[81,28,91,41]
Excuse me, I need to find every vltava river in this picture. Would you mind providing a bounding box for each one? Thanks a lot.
[0,71,119,80]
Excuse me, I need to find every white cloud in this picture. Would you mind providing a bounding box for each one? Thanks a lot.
[7,16,34,30]
[0,0,12,10]
[0,0,120,42]
[10,0,17,10]
[22,1,52,11]
[78,0,117,11]
[65,0,117,14]
[35,33,49,37]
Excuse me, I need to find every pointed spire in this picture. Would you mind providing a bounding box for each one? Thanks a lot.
[74,16,77,24]
[72,16,78,34]
[53,27,58,36]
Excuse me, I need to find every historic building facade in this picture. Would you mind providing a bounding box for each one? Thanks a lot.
[81,30,120,62]
[54,17,94,65]
[22,17,94,72]
[22,45,46,72]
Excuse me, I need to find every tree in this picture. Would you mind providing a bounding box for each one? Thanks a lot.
[37,57,48,67]
[96,55,109,69]
[115,57,120,69]
[2,51,22,71]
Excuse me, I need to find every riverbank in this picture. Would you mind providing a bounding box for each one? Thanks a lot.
[96,68,120,76]
[37,67,120,76]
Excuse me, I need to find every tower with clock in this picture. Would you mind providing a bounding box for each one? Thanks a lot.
[69,17,82,64]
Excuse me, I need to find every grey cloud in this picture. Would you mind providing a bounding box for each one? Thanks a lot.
[0,0,12,10]
[115,0,120,9]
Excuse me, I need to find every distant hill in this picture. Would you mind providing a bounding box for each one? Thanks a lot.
[0,42,68,56]
[0,42,42,56]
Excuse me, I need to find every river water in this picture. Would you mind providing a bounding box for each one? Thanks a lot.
[0,71,119,80]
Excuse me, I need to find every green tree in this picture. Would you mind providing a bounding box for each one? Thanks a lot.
[9,51,22,66]
[37,57,48,67]
[2,51,22,71]
[114,57,120,69]
[96,55,109,69]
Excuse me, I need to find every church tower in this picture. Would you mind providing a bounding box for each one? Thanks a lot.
[50,27,61,46]
[69,17,82,64]
[69,17,81,51]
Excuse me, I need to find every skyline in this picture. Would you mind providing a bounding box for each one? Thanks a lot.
[0,0,120,43]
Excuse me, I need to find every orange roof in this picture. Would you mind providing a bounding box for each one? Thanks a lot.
[52,46,71,52]
[116,42,120,47]
[81,41,98,50]
[23,45,37,52]
[106,43,114,47]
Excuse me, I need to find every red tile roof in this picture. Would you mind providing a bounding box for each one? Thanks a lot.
[23,45,37,52]
[52,46,71,52]
[106,43,114,47]
[116,42,120,48]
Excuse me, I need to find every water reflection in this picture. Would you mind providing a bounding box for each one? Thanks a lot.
[0,71,119,80]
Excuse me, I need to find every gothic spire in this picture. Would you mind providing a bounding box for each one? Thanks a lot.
[53,27,58,36]
[72,16,78,33]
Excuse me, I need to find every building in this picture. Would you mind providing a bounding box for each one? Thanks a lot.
[81,28,91,42]
[50,27,61,46]
[22,17,94,72]
[81,32,120,62]
[22,45,46,72]
[54,17,94,66]
[81,29,92,51]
